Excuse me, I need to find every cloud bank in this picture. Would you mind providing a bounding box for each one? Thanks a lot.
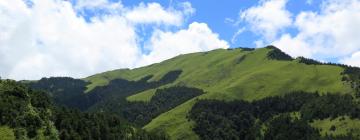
[0,0,228,80]
[239,0,360,66]
[240,0,292,41]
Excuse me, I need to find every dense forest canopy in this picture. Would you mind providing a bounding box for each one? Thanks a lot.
[189,92,360,140]
[0,79,167,140]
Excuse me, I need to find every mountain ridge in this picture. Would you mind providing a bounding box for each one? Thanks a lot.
[24,46,360,140]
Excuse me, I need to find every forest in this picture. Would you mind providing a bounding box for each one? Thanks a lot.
[0,79,167,139]
[266,45,294,61]
[189,92,360,140]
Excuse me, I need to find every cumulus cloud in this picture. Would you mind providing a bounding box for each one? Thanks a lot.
[274,0,360,61]
[125,2,194,26]
[238,0,360,66]
[272,34,313,58]
[340,51,360,67]
[1,0,140,80]
[139,22,229,66]
[240,0,292,41]
[125,3,182,25]
[0,0,227,80]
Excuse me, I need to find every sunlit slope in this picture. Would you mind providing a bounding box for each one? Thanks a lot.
[85,47,352,139]
[0,126,15,140]
[311,116,360,137]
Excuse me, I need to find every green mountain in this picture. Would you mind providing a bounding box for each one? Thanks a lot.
[83,46,354,139]
[21,46,360,139]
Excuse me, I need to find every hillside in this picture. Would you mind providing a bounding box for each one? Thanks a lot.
[83,46,353,139]
[0,79,167,140]
[26,46,360,140]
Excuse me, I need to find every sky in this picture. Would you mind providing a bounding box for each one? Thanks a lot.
[1,0,360,80]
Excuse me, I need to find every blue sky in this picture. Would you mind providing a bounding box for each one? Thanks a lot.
[1,0,360,79]
[77,0,321,48]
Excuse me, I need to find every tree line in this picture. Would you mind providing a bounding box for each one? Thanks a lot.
[189,91,360,140]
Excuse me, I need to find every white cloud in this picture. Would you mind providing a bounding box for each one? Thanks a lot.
[273,0,360,62]
[0,0,227,80]
[74,0,124,17]
[1,0,140,80]
[254,40,265,48]
[231,27,245,44]
[240,0,292,41]
[178,1,195,16]
[239,0,360,66]
[272,34,312,57]
[125,3,183,26]
[340,51,360,67]
[139,22,229,66]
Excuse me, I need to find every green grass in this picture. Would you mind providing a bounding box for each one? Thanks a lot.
[84,47,353,139]
[311,116,360,137]
[126,83,178,102]
[143,98,200,140]
[83,69,133,92]
[0,126,15,140]
[126,88,157,102]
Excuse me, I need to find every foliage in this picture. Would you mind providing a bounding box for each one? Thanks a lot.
[227,47,255,51]
[297,56,323,65]
[252,92,319,121]
[266,45,293,61]
[341,66,360,97]
[264,114,320,140]
[53,107,167,140]
[300,94,360,120]
[189,92,360,140]
[189,99,257,140]
[27,77,89,108]
[295,56,354,69]
[0,80,57,139]
[0,79,168,140]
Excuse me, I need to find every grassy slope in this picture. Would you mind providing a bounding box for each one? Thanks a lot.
[84,69,133,92]
[126,84,172,102]
[0,126,15,140]
[311,116,360,137]
[85,47,353,139]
